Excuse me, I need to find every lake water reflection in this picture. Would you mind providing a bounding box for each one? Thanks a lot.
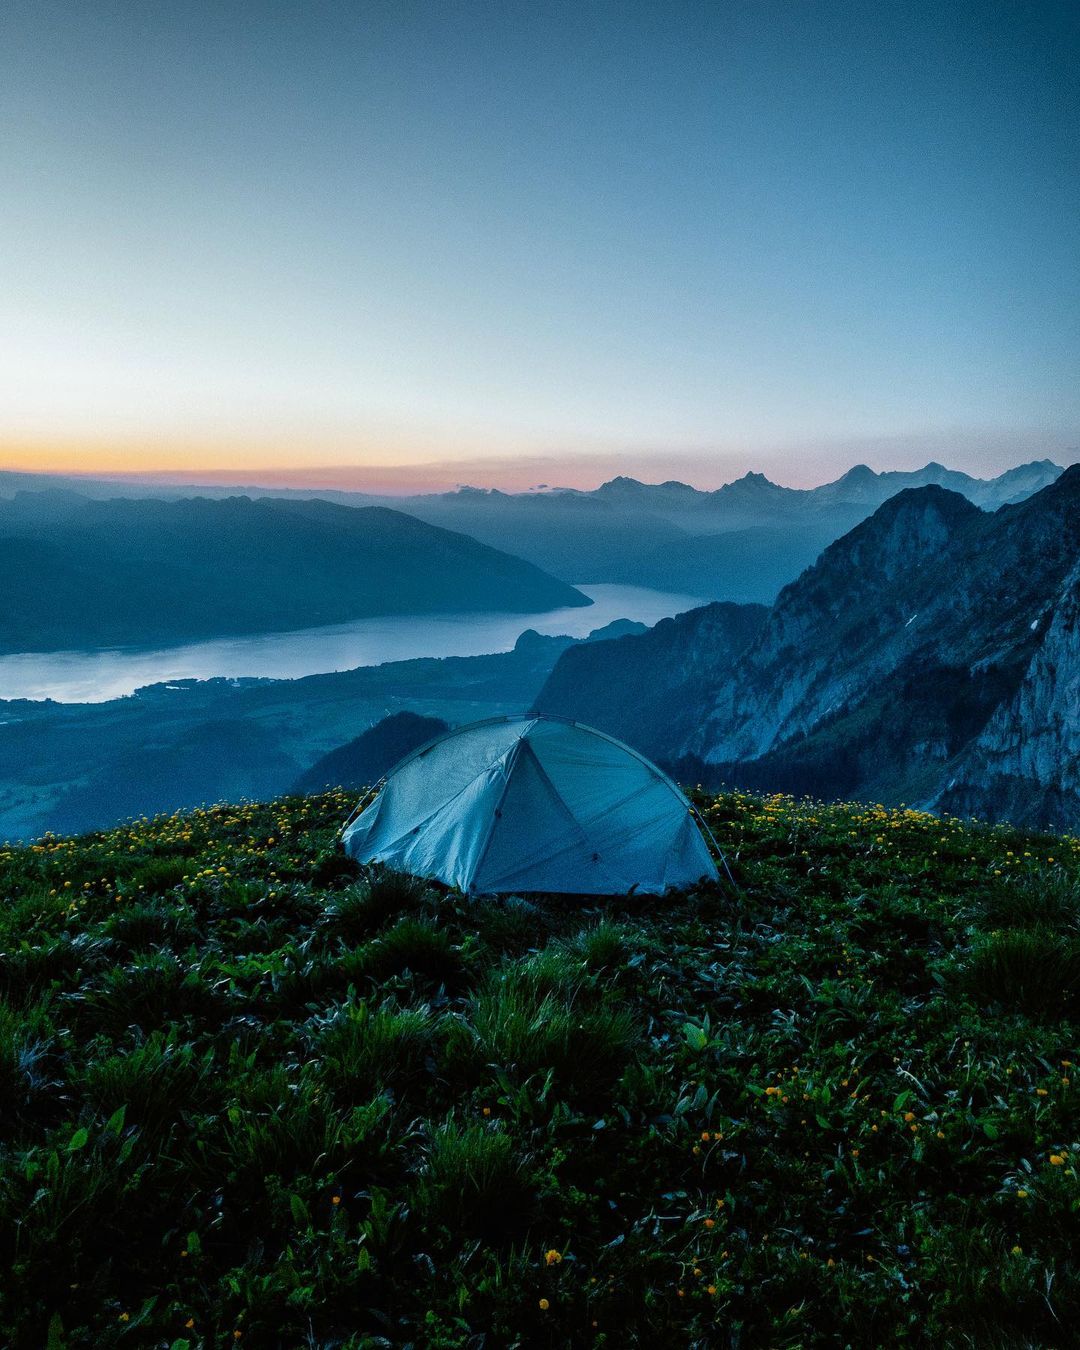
[0,585,706,704]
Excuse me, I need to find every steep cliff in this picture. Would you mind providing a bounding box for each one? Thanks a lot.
[932,555,1080,828]
[537,468,1080,828]
[532,601,767,759]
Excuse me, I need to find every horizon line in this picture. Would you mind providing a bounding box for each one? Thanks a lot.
[0,454,1073,499]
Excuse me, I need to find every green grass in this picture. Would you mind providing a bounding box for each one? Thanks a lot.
[0,787,1078,1347]
[413,1117,534,1237]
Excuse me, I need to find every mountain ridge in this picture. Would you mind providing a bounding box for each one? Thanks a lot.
[0,492,589,654]
[536,469,1080,829]
[0,459,1067,606]
[383,459,1067,599]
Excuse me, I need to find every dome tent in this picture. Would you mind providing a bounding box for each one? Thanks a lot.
[341,715,719,895]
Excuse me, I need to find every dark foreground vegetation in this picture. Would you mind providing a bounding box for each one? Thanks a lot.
[1,790,1078,1348]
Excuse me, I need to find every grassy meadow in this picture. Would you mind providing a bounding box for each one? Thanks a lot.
[1,789,1079,1347]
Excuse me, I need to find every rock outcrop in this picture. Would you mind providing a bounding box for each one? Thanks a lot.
[537,467,1080,829]
[932,556,1080,827]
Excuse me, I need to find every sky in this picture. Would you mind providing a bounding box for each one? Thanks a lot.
[1,0,1078,491]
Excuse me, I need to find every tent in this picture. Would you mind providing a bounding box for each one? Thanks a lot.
[341,715,720,895]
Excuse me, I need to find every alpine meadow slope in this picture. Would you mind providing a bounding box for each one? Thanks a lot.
[1,788,1078,1347]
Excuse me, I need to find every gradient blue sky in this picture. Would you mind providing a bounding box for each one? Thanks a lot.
[2,0,1078,488]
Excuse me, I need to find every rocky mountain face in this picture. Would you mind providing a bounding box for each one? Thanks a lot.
[532,602,768,760]
[931,554,1080,827]
[536,467,1080,830]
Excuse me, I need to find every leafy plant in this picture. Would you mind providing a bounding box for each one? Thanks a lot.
[0,1001,55,1123]
[79,1031,214,1139]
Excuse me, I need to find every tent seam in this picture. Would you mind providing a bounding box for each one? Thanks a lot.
[353,746,517,859]
[477,739,628,894]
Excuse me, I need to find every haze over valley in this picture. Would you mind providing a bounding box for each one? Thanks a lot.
[0,491,588,654]
[1,454,1076,839]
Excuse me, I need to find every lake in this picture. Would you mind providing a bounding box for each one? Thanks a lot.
[0,584,706,704]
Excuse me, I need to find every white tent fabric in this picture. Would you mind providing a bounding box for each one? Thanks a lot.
[341,715,719,895]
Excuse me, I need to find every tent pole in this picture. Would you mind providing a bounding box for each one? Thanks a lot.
[690,803,737,889]
[342,779,385,833]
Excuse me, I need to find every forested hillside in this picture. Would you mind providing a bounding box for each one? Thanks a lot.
[0,493,587,653]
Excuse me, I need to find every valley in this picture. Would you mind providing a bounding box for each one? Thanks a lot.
[0,621,645,841]
[3,458,1078,841]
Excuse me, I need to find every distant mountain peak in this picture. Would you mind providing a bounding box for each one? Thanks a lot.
[595,476,699,500]
[715,471,784,494]
[596,476,646,493]
[450,485,507,498]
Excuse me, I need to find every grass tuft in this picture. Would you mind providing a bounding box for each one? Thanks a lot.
[412,1117,534,1238]
[470,961,638,1102]
[79,1030,213,1138]
[960,927,1080,1018]
[345,916,466,986]
[321,868,431,941]
[562,917,635,971]
[977,872,1080,931]
[312,1000,437,1102]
